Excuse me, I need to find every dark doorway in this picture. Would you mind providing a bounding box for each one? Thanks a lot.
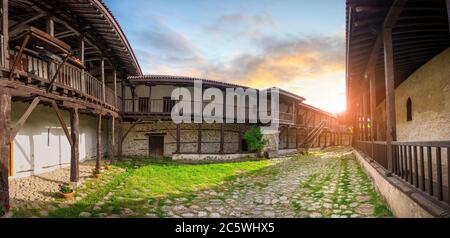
[149,135,165,157]
[241,139,249,152]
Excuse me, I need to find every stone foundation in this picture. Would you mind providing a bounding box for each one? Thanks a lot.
[172,153,256,161]
[353,149,450,218]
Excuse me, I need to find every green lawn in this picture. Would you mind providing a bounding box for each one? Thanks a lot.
[14,158,272,218]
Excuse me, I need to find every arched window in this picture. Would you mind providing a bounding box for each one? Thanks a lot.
[406,98,412,122]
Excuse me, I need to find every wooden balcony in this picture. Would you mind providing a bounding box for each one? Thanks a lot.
[1,49,118,112]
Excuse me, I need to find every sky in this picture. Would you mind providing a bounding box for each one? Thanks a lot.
[104,0,346,113]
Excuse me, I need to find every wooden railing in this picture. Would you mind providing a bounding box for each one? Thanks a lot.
[279,112,294,123]
[355,140,450,205]
[9,50,117,108]
[392,141,450,204]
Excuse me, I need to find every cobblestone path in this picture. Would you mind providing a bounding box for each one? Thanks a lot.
[158,148,392,218]
[9,147,392,218]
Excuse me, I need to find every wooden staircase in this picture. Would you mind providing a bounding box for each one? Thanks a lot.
[301,121,326,153]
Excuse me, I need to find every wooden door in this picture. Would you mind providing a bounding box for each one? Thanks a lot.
[149,136,164,157]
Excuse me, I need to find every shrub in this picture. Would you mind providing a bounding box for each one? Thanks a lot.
[243,126,267,157]
[59,183,73,194]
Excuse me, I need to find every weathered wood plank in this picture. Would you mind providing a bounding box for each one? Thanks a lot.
[0,93,11,208]
[96,114,102,170]
[50,100,73,146]
[70,108,79,182]
[383,27,397,173]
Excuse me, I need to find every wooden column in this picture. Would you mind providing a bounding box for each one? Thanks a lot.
[219,124,225,153]
[96,114,102,169]
[383,28,397,173]
[369,72,377,141]
[121,83,126,112]
[0,93,11,208]
[46,16,54,36]
[148,84,152,113]
[113,70,117,108]
[70,108,79,183]
[295,128,298,148]
[1,0,9,68]
[238,125,242,153]
[108,117,115,163]
[131,87,136,113]
[197,124,202,154]
[80,37,85,92]
[101,58,105,102]
[175,124,180,154]
[117,122,123,160]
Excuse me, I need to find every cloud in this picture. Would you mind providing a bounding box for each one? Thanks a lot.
[203,34,345,88]
[132,17,207,73]
[205,12,276,37]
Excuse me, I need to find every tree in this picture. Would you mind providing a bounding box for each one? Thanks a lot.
[243,126,267,157]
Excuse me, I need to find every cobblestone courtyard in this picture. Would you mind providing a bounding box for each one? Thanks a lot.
[8,147,392,218]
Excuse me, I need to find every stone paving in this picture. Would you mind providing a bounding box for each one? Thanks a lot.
[5,147,392,218]
[155,148,391,218]
[9,161,98,208]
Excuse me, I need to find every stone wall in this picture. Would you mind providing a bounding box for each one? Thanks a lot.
[394,47,450,142]
[375,47,450,142]
[353,150,450,218]
[121,121,251,157]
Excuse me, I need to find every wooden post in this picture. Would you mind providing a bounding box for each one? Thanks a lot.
[113,70,117,108]
[295,128,298,148]
[175,124,180,154]
[197,124,202,154]
[108,117,115,163]
[131,87,136,113]
[96,114,102,169]
[1,0,9,68]
[70,108,79,183]
[219,123,225,153]
[384,28,397,173]
[46,16,54,36]
[0,93,11,208]
[238,125,242,153]
[148,84,152,113]
[117,122,123,160]
[101,58,105,102]
[80,37,85,92]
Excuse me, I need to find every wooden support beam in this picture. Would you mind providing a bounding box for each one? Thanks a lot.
[0,93,11,209]
[9,34,30,80]
[108,116,115,163]
[70,108,79,183]
[2,0,9,68]
[238,125,242,153]
[80,37,85,92]
[113,70,117,108]
[10,97,40,142]
[96,114,102,169]
[50,101,73,146]
[9,13,45,36]
[101,58,105,102]
[197,124,202,154]
[117,119,142,159]
[220,123,224,153]
[46,16,54,36]
[176,123,181,154]
[384,27,397,174]
[46,53,71,92]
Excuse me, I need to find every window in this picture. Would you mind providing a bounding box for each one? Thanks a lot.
[406,98,412,122]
